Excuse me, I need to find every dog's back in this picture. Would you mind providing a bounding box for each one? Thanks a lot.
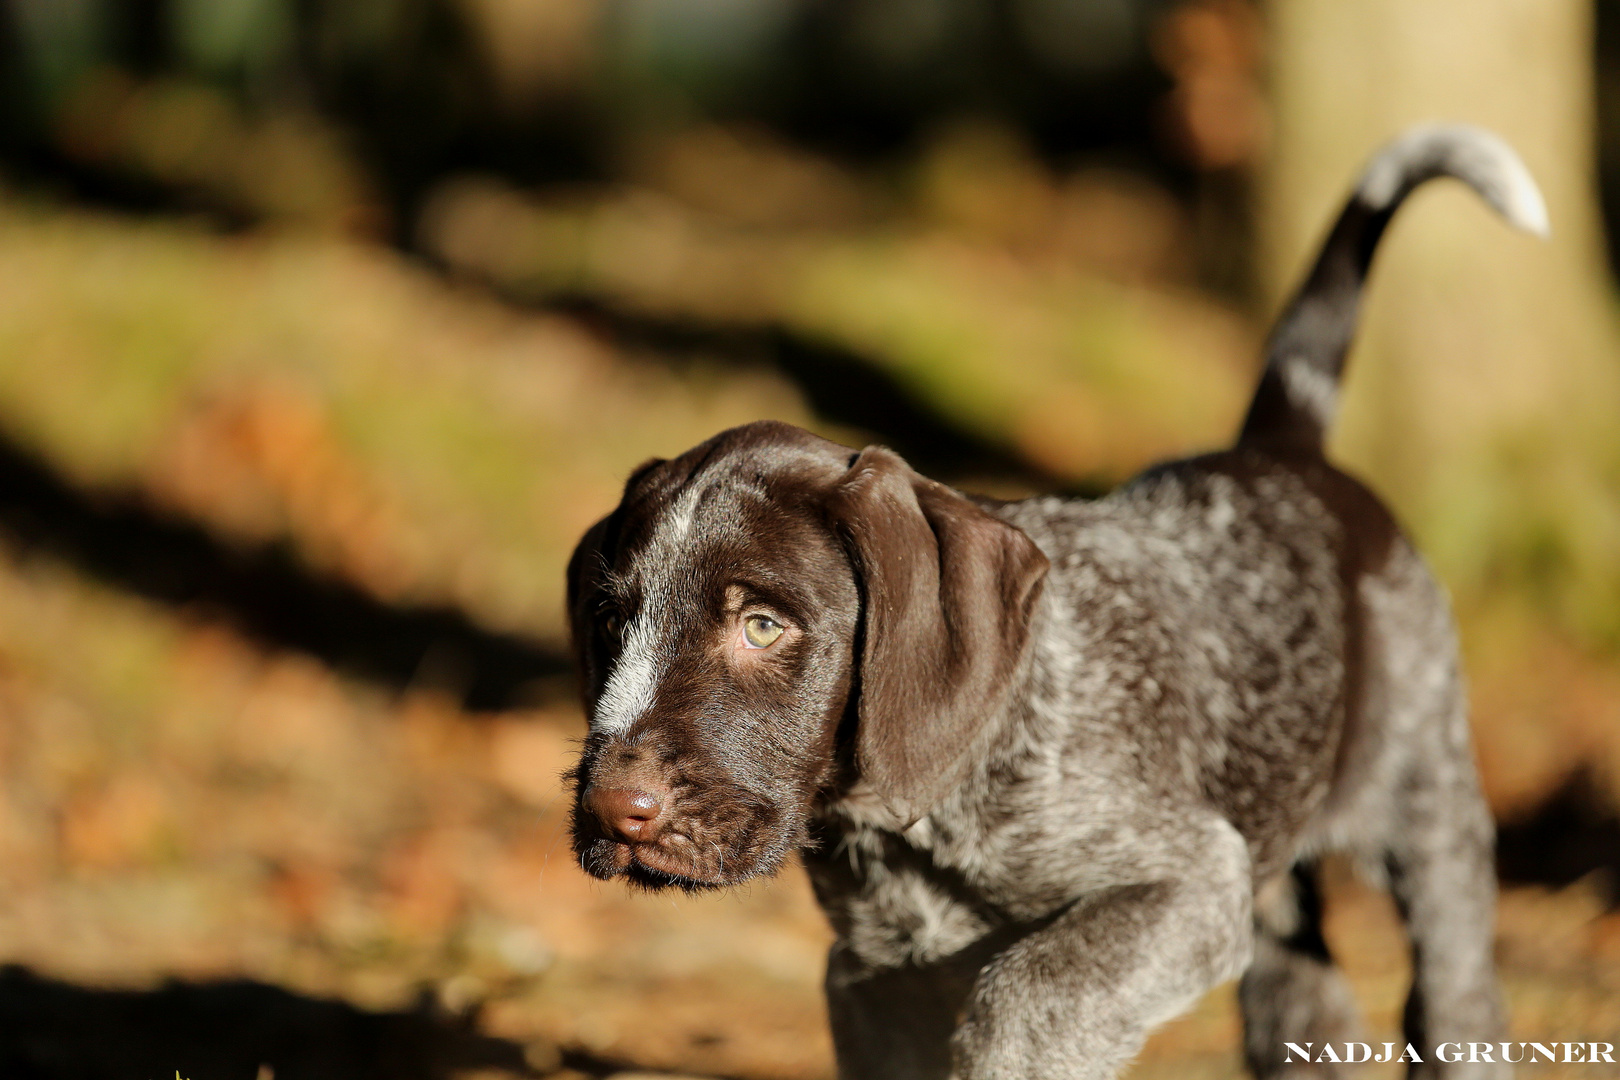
[998,449,1377,855]
[1000,125,1550,884]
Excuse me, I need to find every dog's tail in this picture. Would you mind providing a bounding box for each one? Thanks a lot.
[1238,125,1548,449]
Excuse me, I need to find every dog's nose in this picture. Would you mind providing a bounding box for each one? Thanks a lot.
[585,786,667,843]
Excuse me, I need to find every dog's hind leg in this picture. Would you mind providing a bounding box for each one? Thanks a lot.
[1356,546,1508,1079]
[1239,860,1363,1078]
[1383,678,1508,1079]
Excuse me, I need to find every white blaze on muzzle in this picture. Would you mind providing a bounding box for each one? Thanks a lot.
[591,482,709,736]
[592,613,664,736]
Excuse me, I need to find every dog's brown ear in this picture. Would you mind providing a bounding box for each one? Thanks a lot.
[829,447,1048,824]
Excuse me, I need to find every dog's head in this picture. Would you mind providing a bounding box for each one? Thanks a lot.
[567,420,1048,890]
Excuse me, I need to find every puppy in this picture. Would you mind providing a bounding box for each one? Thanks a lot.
[567,125,1547,1080]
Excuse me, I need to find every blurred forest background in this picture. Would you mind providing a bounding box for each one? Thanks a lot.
[0,0,1617,1077]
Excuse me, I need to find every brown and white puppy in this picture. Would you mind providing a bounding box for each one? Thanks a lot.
[567,126,1547,1080]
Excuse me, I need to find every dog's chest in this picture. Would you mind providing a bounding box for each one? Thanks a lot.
[804,811,1016,970]
[807,774,1146,971]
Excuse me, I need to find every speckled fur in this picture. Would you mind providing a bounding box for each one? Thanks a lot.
[568,128,1540,1079]
[808,448,1503,1080]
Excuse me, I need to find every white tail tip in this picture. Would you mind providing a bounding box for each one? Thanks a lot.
[1356,124,1550,239]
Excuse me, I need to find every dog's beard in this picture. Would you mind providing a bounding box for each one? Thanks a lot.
[569,792,801,892]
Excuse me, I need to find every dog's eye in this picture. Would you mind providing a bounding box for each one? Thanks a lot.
[741,615,784,649]
[601,612,622,642]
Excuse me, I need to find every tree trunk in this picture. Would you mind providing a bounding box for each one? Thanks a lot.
[1261,0,1620,810]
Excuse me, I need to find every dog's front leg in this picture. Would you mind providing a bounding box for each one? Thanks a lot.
[951,816,1253,1080]
[826,942,980,1080]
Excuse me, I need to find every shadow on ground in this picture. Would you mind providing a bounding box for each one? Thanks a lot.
[0,966,536,1080]
[1497,766,1620,909]
[0,430,571,711]
[0,965,798,1080]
